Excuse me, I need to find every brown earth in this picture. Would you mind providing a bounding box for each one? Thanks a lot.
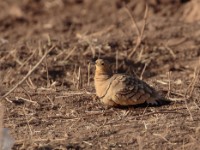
[0,0,200,149]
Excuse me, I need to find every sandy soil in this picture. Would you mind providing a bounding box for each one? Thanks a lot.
[0,0,200,149]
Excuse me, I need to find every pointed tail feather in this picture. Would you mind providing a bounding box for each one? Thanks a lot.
[146,97,171,106]
[156,98,171,105]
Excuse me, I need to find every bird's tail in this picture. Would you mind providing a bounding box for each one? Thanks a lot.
[146,97,171,106]
[156,97,171,105]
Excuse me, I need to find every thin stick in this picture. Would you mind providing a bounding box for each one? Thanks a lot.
[44,57,51,87]
[128,4,149,58]
[194,101,200,110]
[1,46,55,99]
[72,64,77,87]
[188,68,199,97]
[185,67,199,98]
[184,100,193,121]
[167,71,171,98]
[163,44,176,59]
[55,91,94,98]
[137,46,144,61]
[124,5,140,36]
[87,62,91,86]
[22,107,33,140]
[27,77,36,89]
[88,25,114,37]
[18,49,37,71]
[0,103,4,150]
[140,105,148,121]
[10,49,23,65]
[46,34,51,46]
[77,34,96,57]
[153,133,176,145]
[15,137,67,144]
[116,50,119,73]
[45,56,50,87]
[183,67,199,121]
[15,97,38,104]
[47,96,54,108]
[140,4,148,41]
[77,66,81,89]
[140,63,147,80]
[64,47,76,60]
[21,86,34,101]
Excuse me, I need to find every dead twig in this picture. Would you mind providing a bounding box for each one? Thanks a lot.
[0,103,4,150]
[184,99,193,121]
[87,62,91,86]
[77,66,82,89]
[163,43,176,59]
[167,71,171,98]
[26,77,37,89]
[139,63,147,80]
[185,67,199,99]
[47,96,54,108]
[18,49,37,71]
[140,105,148,127]
[140,4,148,39]
[55,91,94,99]
[45,56,50,87]
[56,47,76,61]
[126,4,148,58]
[124,5,140,36]
[87,25,114,37]
[77,34,96,57]
[15,97,38,105]
[153,133,176,145]
[115,50,119,73]
[1,45,55,99]
[183,67,199,121]
[22,107,33,140]
[15,137,67,144]
[189,68,199,98]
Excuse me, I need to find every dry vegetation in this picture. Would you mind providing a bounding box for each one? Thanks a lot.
[0,0,200,149]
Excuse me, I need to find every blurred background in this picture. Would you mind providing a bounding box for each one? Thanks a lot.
[0,0,200,149]
[0,0,200,88]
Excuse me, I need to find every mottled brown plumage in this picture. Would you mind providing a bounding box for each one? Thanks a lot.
[94,59,170,106]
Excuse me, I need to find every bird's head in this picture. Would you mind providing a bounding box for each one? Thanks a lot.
[95,59,111,74]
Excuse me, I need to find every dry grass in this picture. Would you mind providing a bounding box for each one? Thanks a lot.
[1,45,55,99]
[0,0,200,149]
[0,103,3,150]
[124,3,148,58]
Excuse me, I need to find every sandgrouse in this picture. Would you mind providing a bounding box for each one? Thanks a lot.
[94,59,170,106]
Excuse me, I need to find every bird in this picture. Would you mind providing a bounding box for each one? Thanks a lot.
[94,59,170,107]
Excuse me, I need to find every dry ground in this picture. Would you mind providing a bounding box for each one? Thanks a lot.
[0,0,200,149]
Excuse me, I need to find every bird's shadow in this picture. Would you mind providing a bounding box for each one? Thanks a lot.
[112,100,172,110]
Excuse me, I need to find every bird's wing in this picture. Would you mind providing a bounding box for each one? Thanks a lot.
[109,74,160,105]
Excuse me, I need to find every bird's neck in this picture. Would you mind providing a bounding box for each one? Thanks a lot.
[94,69,112,81]
[94,69,112,98]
